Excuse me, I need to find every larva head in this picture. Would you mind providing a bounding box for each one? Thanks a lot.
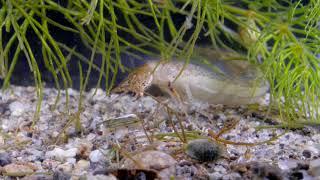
[111,64,153,97]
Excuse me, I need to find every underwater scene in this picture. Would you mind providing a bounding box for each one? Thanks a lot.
[0,0,320,179]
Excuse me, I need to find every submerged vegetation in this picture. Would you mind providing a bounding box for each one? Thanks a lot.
[0,0,320,125]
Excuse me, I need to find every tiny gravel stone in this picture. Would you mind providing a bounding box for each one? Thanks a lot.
[209,172,223,179]
[123,150,177,169]
[302,150,312,158]
[278,159,298,171]
[86,174,117,180]
[46,148,77,162]
[309,159,320,176]
[249,162,283,180]
[123,150,177,179]
[21,174,53,180]
[0,153,11,166]
[222,172,242,180]
[53,170,72,180]
[73,160,90,175]
[289,171,304,179]
[89,150,104,163]
[66,158,76,164]
[214,165,227,174]
[289,170,314,180]
[176,164,197,177]
[296,162,309,170]
[57,162,73,173]
[3,163,34,177]
[26,149,44,162]
[0,136,4,145]
[9,101,29,116]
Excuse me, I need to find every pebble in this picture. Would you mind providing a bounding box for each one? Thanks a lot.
[0,136,4,145]
[86,133,96,141]
[53,169,72,180]
[222,172,242,180]
[85,174,117,180]
[278,159,298,171]
[2,163,34,177]
[42,159,61,169]
[89,150,105,163]
[0,153,12,166]
[123,150,177,169]
[176,164,198,178]
[66,158,77,164]
[209,172,223,179]
[57,162,73,173]
[123,150,177,179]
[45,148,77,162]
[73,160,90,175]
[9,101,29,116]
[88,89,106,102]
[25,149,44,162]
[309,159,320,177]
[302,149,312,158]
[21,174,53,180]
[214,165,227,174]
[247,162,283,180]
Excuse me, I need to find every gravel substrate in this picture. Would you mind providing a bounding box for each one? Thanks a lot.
[0,85,320,179]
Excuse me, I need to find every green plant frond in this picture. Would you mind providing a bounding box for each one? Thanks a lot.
[80,0,98,25]
[305,0,320,32]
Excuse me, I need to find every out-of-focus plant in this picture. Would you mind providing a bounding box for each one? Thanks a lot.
[0,0,319,125]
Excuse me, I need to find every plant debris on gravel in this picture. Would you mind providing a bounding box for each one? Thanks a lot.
[0,86,319,179]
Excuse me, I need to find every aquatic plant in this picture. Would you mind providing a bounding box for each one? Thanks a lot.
[0,0,319,125]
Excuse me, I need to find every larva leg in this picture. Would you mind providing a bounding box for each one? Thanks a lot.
[167,81,188,116]
[167,82,183,103]
[184,83,195,103]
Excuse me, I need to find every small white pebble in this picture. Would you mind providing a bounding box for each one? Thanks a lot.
[57,162,73,173]
[89,150,104,163]
[310,159,320,176]
[9,101,29,116]
[46,148,77,162]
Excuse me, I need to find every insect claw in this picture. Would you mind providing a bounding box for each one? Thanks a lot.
[133,91,143,99]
